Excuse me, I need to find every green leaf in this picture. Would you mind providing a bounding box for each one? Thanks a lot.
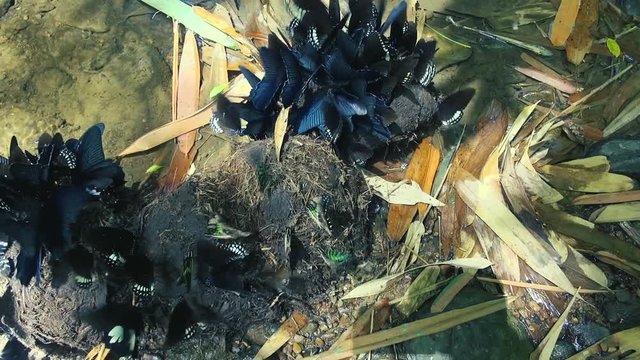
[209,82,230,99]
[606,38,622,57]
[145,164,164,174]
[140,0,238,49]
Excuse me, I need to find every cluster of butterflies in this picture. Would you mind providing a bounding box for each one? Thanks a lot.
[81,222,255,359]
[210,0,474,165]
[0,123,125,286]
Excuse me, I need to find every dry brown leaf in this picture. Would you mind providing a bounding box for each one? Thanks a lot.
[550,0,580,46]
[440,100,509,255]
[574,190,640,205]
[161,30,201,190]
[565,0,598,65]
[515,66,578,93]
[274,107,290,162]
[387,137,441,241]
[456,169,576,293]
[176,30,200,155]
[555,156,609,171]
[254,311,308,360]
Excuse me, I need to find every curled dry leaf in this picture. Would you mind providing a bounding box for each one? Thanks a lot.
[364,172,444,207]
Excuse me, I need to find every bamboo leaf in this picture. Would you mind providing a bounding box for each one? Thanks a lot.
[193,5,257,56]
[550,0,580,46]
[603,95,640,137]
[455,169,577,293]
[574,190,640,205]
[387,137,441,241]
[303,298,511,360]
[515,67,577,94]
[435,258,493,269]
[140,0,238,49]
[396,267,441,317]
[394,221,426,273]
[476,277,606,294]
[364,172,445,206]
[274,107,290,162]
[431,270,476,313]
[591,201,640,223]
[254,311,308,360]
[538,164,635,193]
[530,289,580,360]
[341,274,403,300]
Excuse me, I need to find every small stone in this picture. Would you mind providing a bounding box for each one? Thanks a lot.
[315,338,325,347]
[23,15,28,20]
[303,322,318,334]
[293,335,305,343]
[292,342,303,354]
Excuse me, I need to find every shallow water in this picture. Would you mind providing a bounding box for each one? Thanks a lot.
[0,0,173,181]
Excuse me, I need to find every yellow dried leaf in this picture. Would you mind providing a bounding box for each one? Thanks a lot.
[254,311,308,360]
[592,201,640,223]
[550,0,580,46]
[341,274,402,300]
[435,258,492,269]
[274,107,290,162]
[538,164,635,193]
[555,155,610,172]
[431,269,476,313]
[455,169,576,293]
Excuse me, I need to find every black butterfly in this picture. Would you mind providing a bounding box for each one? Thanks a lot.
[195,238,250,291]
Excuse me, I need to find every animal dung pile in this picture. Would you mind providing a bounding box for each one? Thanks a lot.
[198,137,372,282]
[7,252,107,352]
